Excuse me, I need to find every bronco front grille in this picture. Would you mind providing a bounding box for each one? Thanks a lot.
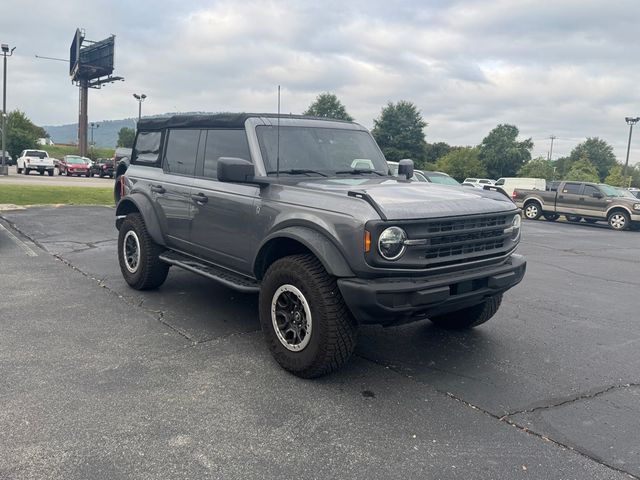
[408,213,513,268]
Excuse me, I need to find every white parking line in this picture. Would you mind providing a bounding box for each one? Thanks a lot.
[0,222,38,257]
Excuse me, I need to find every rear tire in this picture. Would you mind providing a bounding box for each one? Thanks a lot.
[523,201,541,220]
[259,254,357,378]
[584,218,598,224]
[117,213,169,290]
[565,215,582,222]
[17,167,22,174]
[429,294,503,330]
[24,168,29,175]
[47,170,53,176]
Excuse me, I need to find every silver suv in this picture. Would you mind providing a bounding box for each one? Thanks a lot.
[115,114,526,377]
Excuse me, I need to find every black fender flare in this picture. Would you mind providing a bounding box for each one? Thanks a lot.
[254,226,354,279]
[115,193,165,246]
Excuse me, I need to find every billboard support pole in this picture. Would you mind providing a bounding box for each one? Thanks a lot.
[78,79,88,157]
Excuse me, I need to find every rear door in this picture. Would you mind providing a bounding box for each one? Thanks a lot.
[154,129,200,250]
[189,129,259,275]
[555,182,583,214]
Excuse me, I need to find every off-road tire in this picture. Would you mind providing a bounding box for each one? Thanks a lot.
[608,210,630,231]
[429,294,503,330]
[543,213,559,221]
[259,254,357,378]
[523,201,542,220]
[117,213,169,290]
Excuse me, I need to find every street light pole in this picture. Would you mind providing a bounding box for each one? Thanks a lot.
[90,122,99,149]
[133,93,147,121]
[624,116,640,177]
[1,43,16,176]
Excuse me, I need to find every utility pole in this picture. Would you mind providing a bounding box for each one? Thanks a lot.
[78,79,88,156]
[90,122,99,155]
[624,117,639,177]
[548,135,556,161]
[1,43,16,176]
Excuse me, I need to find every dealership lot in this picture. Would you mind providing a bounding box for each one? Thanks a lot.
[1,206,639,479]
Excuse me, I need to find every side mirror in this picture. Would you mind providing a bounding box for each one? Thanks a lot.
[592,192,603,199]
[217,157,256,183]
[397,159,414,180]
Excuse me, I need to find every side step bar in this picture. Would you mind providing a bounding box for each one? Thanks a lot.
[159,250,259,294]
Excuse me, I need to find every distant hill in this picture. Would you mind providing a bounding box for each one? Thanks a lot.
[43,118,137,148]
[43,112,215,148]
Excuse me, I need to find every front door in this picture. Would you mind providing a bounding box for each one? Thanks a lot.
[579,184,609,218]
[555,182,583,215]
[189,129,259,275]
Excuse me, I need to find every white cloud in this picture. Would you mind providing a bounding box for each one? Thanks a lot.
[1,0,639,163]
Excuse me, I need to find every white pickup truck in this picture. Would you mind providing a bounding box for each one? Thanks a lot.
[17,149,55,176]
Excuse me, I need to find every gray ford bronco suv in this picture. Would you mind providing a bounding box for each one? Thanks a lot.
[115,113,526,377]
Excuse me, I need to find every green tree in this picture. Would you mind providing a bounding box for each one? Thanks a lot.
[604,164,631,187]
[565,157,599,182]
[518,157,556,180]
[553,156,573,179]
[303,93,353,121]
[117,127,136,148]
[568,137,616,181]
[479,124,533,178]
[424,141,452,164]
[5,110,44,159]
[435,147,486,181]
[372,100,427,165]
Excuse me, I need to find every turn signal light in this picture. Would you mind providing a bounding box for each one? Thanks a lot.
[364,230,371,253]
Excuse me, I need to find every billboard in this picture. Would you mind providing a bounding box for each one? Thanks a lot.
[70,32,115,81]
[69,29,82,77]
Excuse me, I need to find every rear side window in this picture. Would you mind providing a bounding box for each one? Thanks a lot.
[164,129,201,176]
[132,131,162,166]
[562,183,581,194]
[202,129,251,179]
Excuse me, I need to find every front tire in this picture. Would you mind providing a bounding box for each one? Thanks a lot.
[17,166,22,174]
[117,213,169,290]
[608,211,630,231]
[584,218,598,224]
[259,254,357,378]
[48,170,54,176]
[523,201,541,220]
[565,215,582,222]
[543,213,559,221]
[429,294,503,330]
[23,168,29,175]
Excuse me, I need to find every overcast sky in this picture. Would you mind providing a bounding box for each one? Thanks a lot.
[2,0,639,163]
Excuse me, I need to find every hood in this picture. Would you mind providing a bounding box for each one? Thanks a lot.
[298,177,516,220]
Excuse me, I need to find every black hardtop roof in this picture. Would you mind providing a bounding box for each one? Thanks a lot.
[137,113,355,131]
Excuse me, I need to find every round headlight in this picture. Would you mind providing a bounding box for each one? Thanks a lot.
[378,227,407,260]
[511,214,521,240]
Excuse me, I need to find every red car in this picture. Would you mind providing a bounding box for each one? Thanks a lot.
[58,155,91,177]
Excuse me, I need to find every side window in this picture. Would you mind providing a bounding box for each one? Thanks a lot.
[202,129,251,179]
[164,129,200,176]
[583,185,600,197]
[132,131,163,166]
[495,178,505,186]
[562,183,581,194]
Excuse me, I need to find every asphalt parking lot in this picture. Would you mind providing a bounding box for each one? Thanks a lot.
[1,166,112,187]
[1,206,639,479]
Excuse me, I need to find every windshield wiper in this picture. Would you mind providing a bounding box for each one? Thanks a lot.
[266,169,328,177]
[334,169,386,176]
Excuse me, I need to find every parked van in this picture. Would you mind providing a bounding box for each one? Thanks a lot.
[486,177,546,197]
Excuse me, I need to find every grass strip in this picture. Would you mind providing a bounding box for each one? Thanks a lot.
[0,185,113,205]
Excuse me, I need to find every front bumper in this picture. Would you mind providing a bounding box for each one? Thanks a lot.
[338,254,526,325]
[26,164,54,171]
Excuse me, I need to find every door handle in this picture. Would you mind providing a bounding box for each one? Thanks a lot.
[150,185,166,194]
[191,193,208,204]
[558,195,564,199]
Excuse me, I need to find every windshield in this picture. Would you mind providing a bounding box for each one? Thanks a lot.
[26,151,47,159]
[67,157,85,164]
[611,187,635,199]
[256,126,388,176]
[427,174,460,186]
[599,184,624,197]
